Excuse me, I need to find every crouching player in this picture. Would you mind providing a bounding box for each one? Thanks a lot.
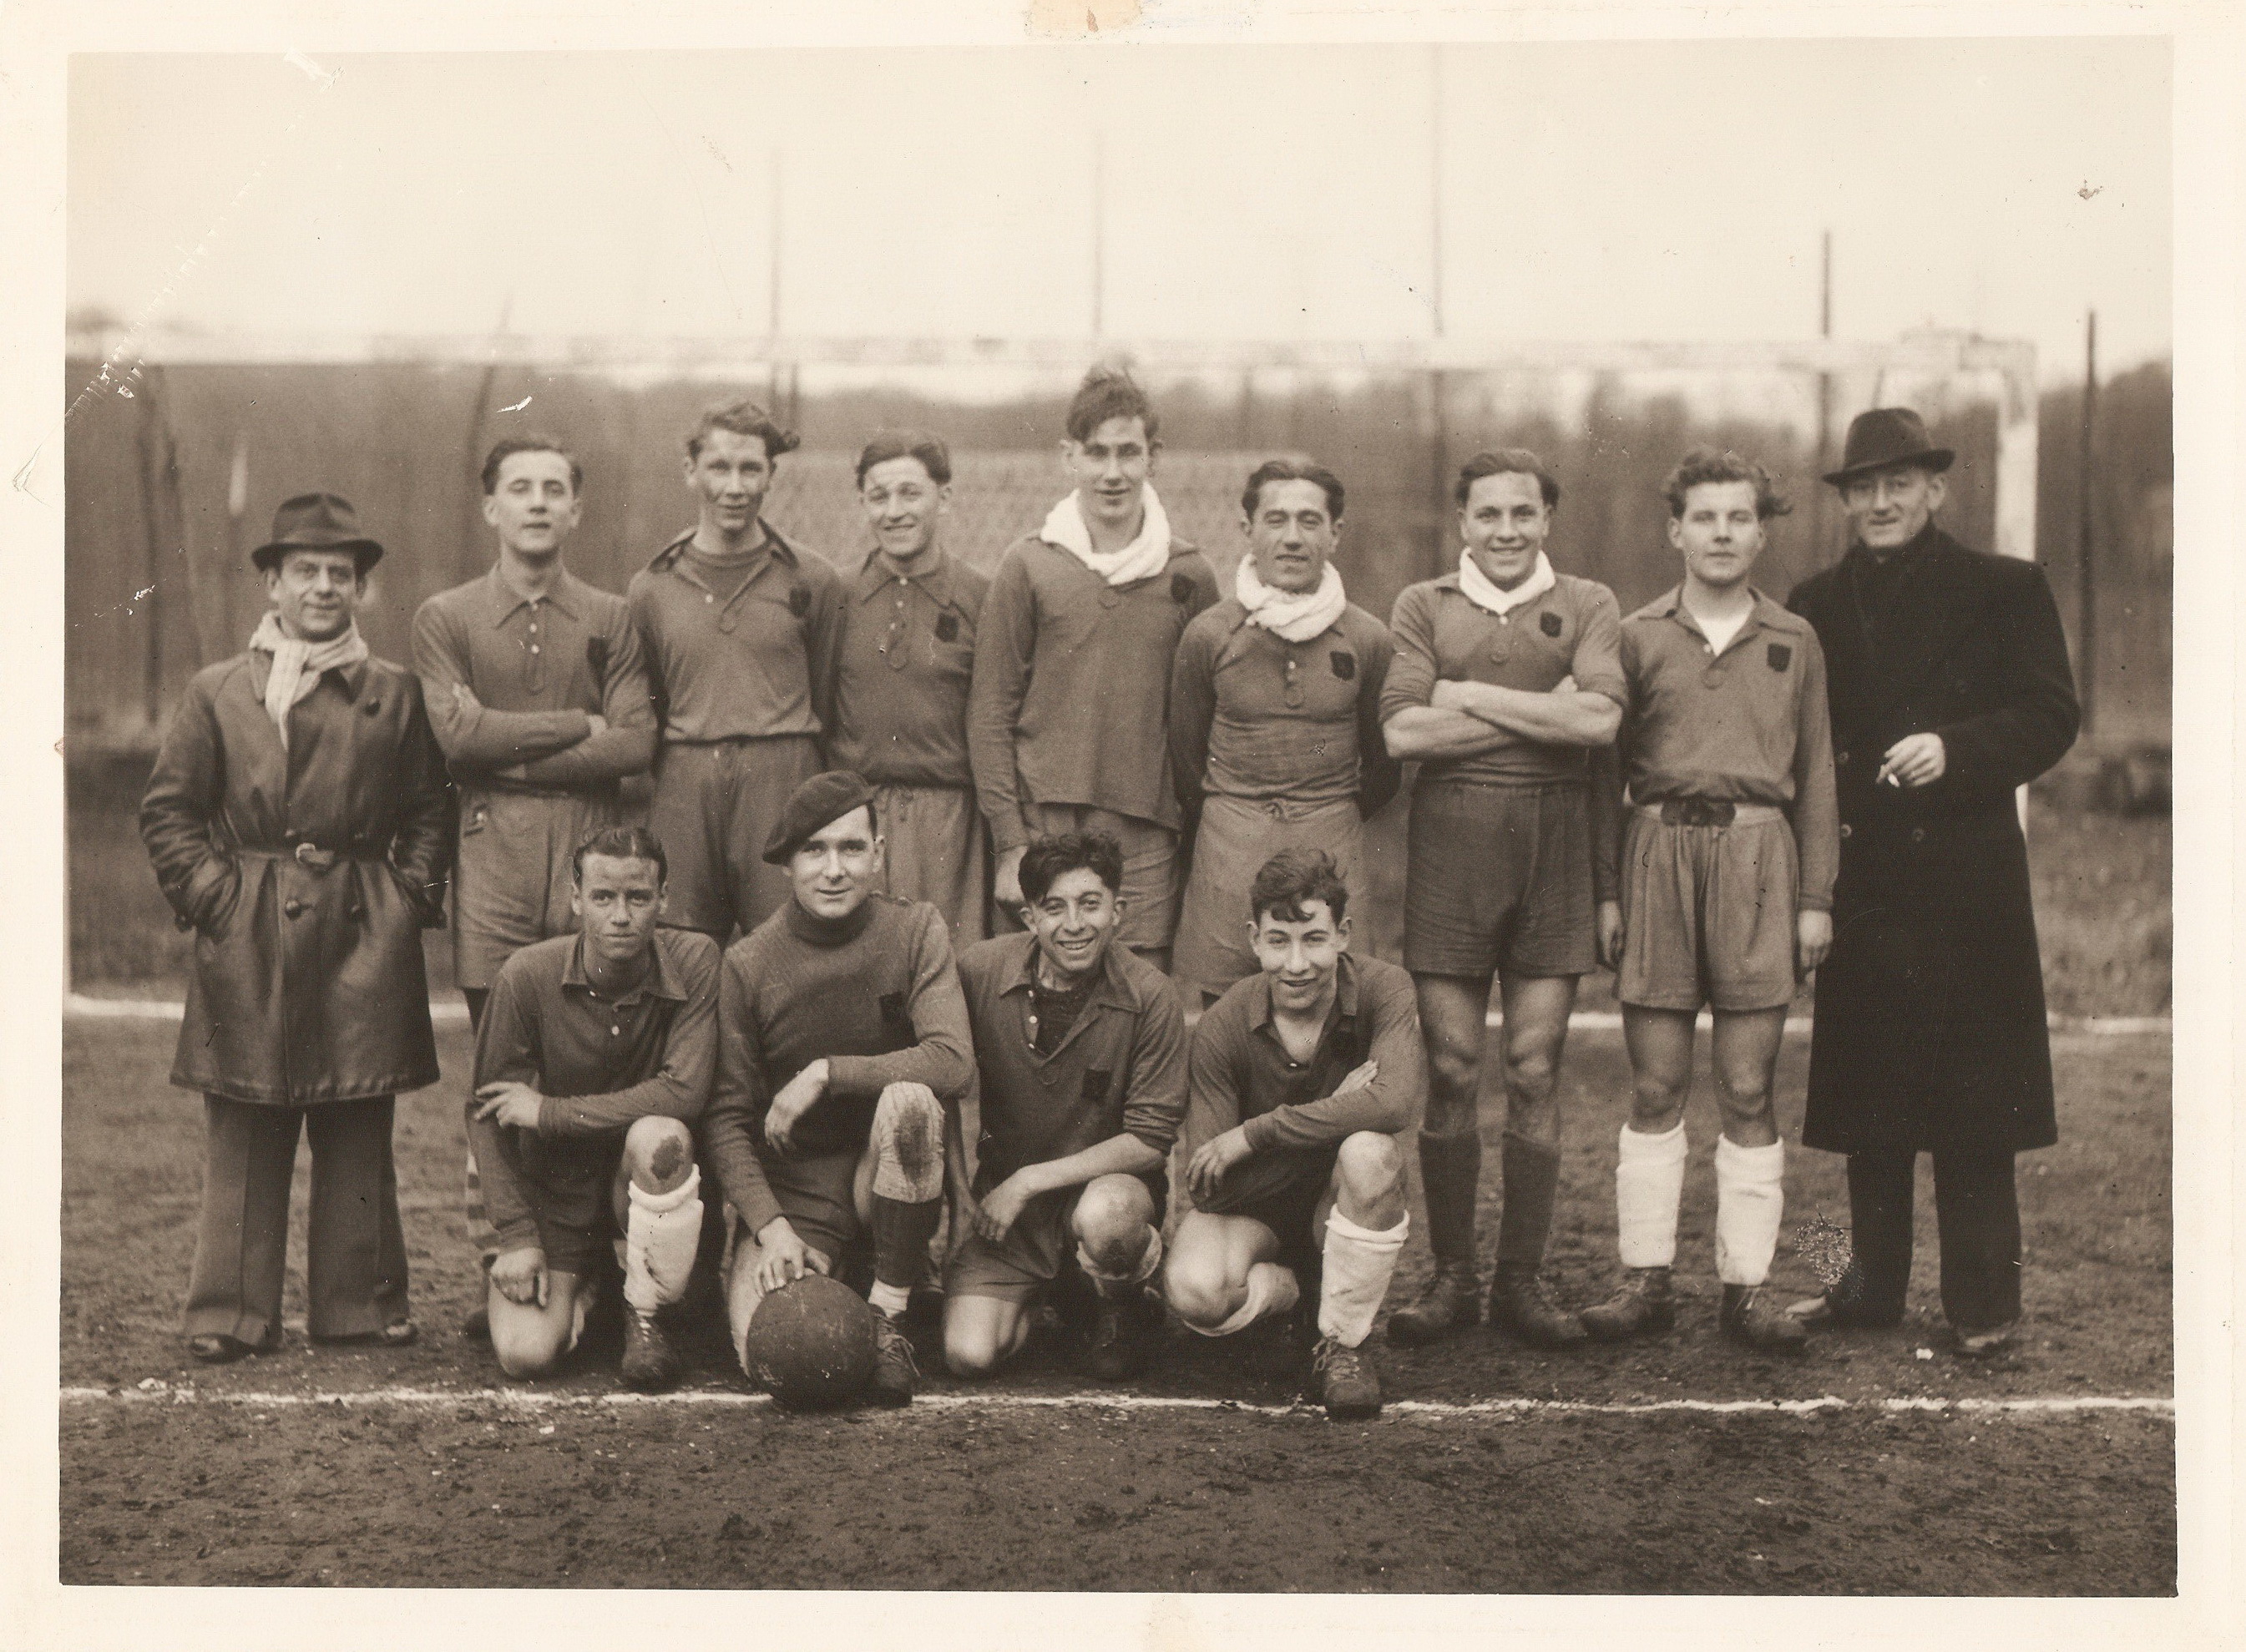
[943,832,1186,1382]
[1581,450,1836,1351]
[1163,851,1421,1417]
[702,770,975,1405]
[468,826,718,1390]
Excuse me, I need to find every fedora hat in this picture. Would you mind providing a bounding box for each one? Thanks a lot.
[251,492,385,573]
[1821,408,1955,488]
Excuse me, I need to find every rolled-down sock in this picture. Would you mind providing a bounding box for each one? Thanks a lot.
[1616,1120,1687,1270]
[1713,1135,1786,1287]
[1181,1261,1301,1338]
[1316,1210,1410,1349]
[625,1164,704,1313]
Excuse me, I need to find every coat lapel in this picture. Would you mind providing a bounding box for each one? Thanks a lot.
[1852,528,1983,716]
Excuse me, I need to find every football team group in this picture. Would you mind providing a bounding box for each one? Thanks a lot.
[138,365,2082,1418]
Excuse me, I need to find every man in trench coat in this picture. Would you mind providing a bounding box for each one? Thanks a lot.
[1784,409,2079,1356]
[142,493,454,1363]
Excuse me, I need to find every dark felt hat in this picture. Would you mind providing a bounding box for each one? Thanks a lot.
[252,492,385,573]
[761,770,878,865]
[1822,408,1955,488]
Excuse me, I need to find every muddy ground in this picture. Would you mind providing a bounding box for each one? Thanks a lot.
[58,1019,2173,1592]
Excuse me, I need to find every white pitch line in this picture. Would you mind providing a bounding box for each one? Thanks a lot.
[58,1385,2173,1419]
[61,994,2168,1038]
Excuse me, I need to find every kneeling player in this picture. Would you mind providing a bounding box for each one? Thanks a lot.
[1162,851,1420,1417]
[469,826,718,1391]
[702,770,975,1405]
[1581,450,1836,1351]
[943,832,1186,1382]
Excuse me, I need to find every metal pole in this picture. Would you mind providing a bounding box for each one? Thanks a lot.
[768,147,783,340]
[1815,230,1834,561]
[1427,45,1447,580]
[2077,309,2097,737]
[1090,129,1105,340]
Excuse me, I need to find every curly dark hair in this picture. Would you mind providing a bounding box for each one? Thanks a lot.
[1454,448,1561,510]
[1661,447,1793,520]
[1248,849,1351,928]
[1018,831,1125,907]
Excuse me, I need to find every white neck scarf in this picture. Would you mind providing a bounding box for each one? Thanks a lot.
[1457,548,1556,618]
[1040,486,1172,587]
[1236,556,1348,643]
[250,611,368,748]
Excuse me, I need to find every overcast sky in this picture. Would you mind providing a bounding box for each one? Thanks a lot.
[68,40,2169,381]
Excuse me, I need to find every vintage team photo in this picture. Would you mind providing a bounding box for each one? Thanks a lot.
[54,34,2176,1598]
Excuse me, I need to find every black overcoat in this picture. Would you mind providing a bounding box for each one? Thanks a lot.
[1786,524,2079,1154]
[141,650,454,1105]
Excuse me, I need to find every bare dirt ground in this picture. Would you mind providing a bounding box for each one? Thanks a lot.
[60,1018,2173,1593]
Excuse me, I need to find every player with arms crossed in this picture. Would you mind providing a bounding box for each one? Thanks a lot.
[1579,450,1836,1351]
[942,831,1187,1382]
[414,437,659,1336]
[630,400,842,945]
[1163,851,1421,1418]
[468,826,718,1389]
[1169,459,1399,1007]
[1379,451,1626,1351]
[702,771,974,1405]
[831,431,994,944]
[968,366,1218,972]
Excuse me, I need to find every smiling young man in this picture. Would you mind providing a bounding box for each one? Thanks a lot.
[467,826,718,1391]
[940,832,1186,1383]
[1378,450,1626,1351]
[1783,409,2078,1357]
[701,770,974,1405]
[968,366,1218,971]
[142,493,452,1363]
[630,400,843,944]
[1168,460,1399,1007]
[831,431,994,945]
[1577,450,1836,1353]
[1162,851,1421,1418]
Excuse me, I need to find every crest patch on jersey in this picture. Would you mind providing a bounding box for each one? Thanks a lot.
[935,613,960,643]
[1768,643,1792,671]
[878,992,911,1039]
[788,585,812,619]
[586,635,610,679]
[1083,1068,1113,1102]
[1171,573,1195,605]
[1329,650,1356,681]
[1540,610,1563,638]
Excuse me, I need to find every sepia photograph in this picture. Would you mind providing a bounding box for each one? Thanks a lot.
[10,0,2232,1636]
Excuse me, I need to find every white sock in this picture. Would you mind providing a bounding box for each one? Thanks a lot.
[1078,1225,1163,1292]
[1317,1210,1409,1349]
[1181,1260,1301,1338]
[625,1164,703,1313]
[868,1279,912,1317]
[1616,1121,1687,1269]
[1714,1136,1785,1286]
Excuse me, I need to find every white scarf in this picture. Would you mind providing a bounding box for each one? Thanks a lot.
[1039,485,1172,588]
[1457,548,1556,618]
[250,611,369,747]
[1236,556,1348,643]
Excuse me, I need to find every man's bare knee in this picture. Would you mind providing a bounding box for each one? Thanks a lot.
[493,1322,567,1381]
[1163,1254,1242,1328]
[944,1326,1004,1381]
[1073,1180,1151,1263]
[1336,1131,1403,1199]
[624,1116,694,1191]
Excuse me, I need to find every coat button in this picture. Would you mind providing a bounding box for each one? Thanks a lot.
[1839,823,1852,840]
[1910,827,1926,844]
[1835,750,1849,767]
[284,898,305,918]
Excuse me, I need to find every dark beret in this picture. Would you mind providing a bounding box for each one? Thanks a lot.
[761,770,878,866]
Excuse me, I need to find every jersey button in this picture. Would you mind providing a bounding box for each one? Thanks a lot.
[1910,827,1926,844]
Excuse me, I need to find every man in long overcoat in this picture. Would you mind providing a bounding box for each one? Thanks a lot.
[142,493,454,1363]
[1784,409,2079,1356]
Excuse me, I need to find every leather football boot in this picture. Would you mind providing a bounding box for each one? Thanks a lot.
[1489,1266,1589,1348]
[1721,1284,1810,1353]
[620,1307,682,1392]
[868,1309,920,1407]
[1081,1288,1159,1382]
[1384,1263,1481,1347]
[1578,1266,1677,1342]
[1309,1335,1383,1420]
